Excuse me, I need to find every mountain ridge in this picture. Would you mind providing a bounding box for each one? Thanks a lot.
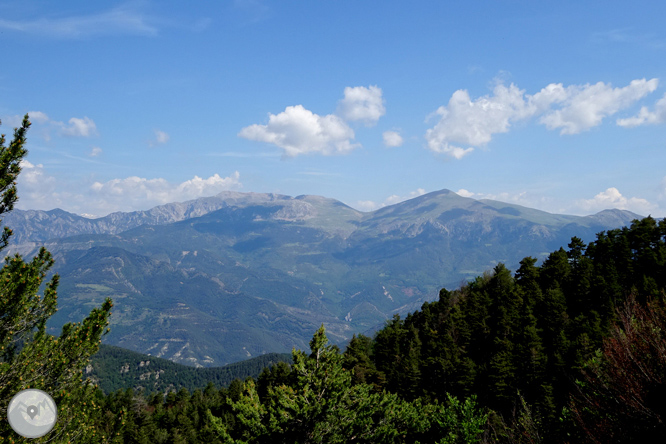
[5,189,644,367]
[7,189,640,245]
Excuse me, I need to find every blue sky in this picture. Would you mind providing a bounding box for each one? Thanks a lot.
[2,0,666,217]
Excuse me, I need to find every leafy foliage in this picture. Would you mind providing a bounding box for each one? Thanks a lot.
[570,293,666,443]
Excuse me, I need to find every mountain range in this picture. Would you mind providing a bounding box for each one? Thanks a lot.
[4,189,640,367]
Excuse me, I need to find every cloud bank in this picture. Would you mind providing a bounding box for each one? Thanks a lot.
[426,78,659,159]
[16,162,241,216]
[576,187,656,215]
[90,172,241,211]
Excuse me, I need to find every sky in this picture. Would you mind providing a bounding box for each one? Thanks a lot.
[1,0,666,218]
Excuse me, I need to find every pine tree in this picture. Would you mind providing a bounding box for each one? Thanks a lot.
[0,115,114,442]
[209,326,487,444]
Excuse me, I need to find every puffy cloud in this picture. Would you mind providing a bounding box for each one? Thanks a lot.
[576,187,656,215]
[382,130,403,147]
[89,146,103,157]
[90,172,241,212]
[617,92,666,127]
[354,188,426,212]
[425,83,532,159]
[426,78,659,159]
[239,105,358,157]
[539,78,658,134]
[337,85,386,125]
[239,85,387,156]
[60,116,98,137]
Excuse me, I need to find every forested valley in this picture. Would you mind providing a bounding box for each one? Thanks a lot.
[2,118,665,443]
[74,216,666,443]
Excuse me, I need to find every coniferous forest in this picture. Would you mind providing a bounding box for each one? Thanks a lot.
[86,216,666,444]
[2,117,666,443]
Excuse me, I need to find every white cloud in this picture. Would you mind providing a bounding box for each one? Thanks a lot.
[453,188,560,212]
[6,112,97,139]
[156,130,169,144]
[384,194,402,206]
[5,112,96,138]
[16,160,64,209]
[337,85,386,125]
[382,130,403,147]
[14,158,243,215]
[90,172,242,212]
[409,188,426,198]
[89,147,103,157]
[354,188,426,212]
[426,78,659,159]
[27,111,50,124]
[18,160,52,186]
[617,92,666,127]
[355,200,381,212]
[576,187,656,215]
[539,79,658,134]
[238,105,358,157]
[456,189,475,198]
[0,6,158,38]
[425,83,531,159]
[60,117,98,137]
[149,129,170,146]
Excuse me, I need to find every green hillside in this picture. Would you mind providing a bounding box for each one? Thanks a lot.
[88,344,292,394]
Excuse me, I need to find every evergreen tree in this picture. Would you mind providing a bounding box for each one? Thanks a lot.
[0,115,114,442]
[209,326,487,444]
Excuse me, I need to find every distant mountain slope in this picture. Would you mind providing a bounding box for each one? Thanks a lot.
[7,191,363,244]
[6,189,642,366]
[88,344,292,394]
